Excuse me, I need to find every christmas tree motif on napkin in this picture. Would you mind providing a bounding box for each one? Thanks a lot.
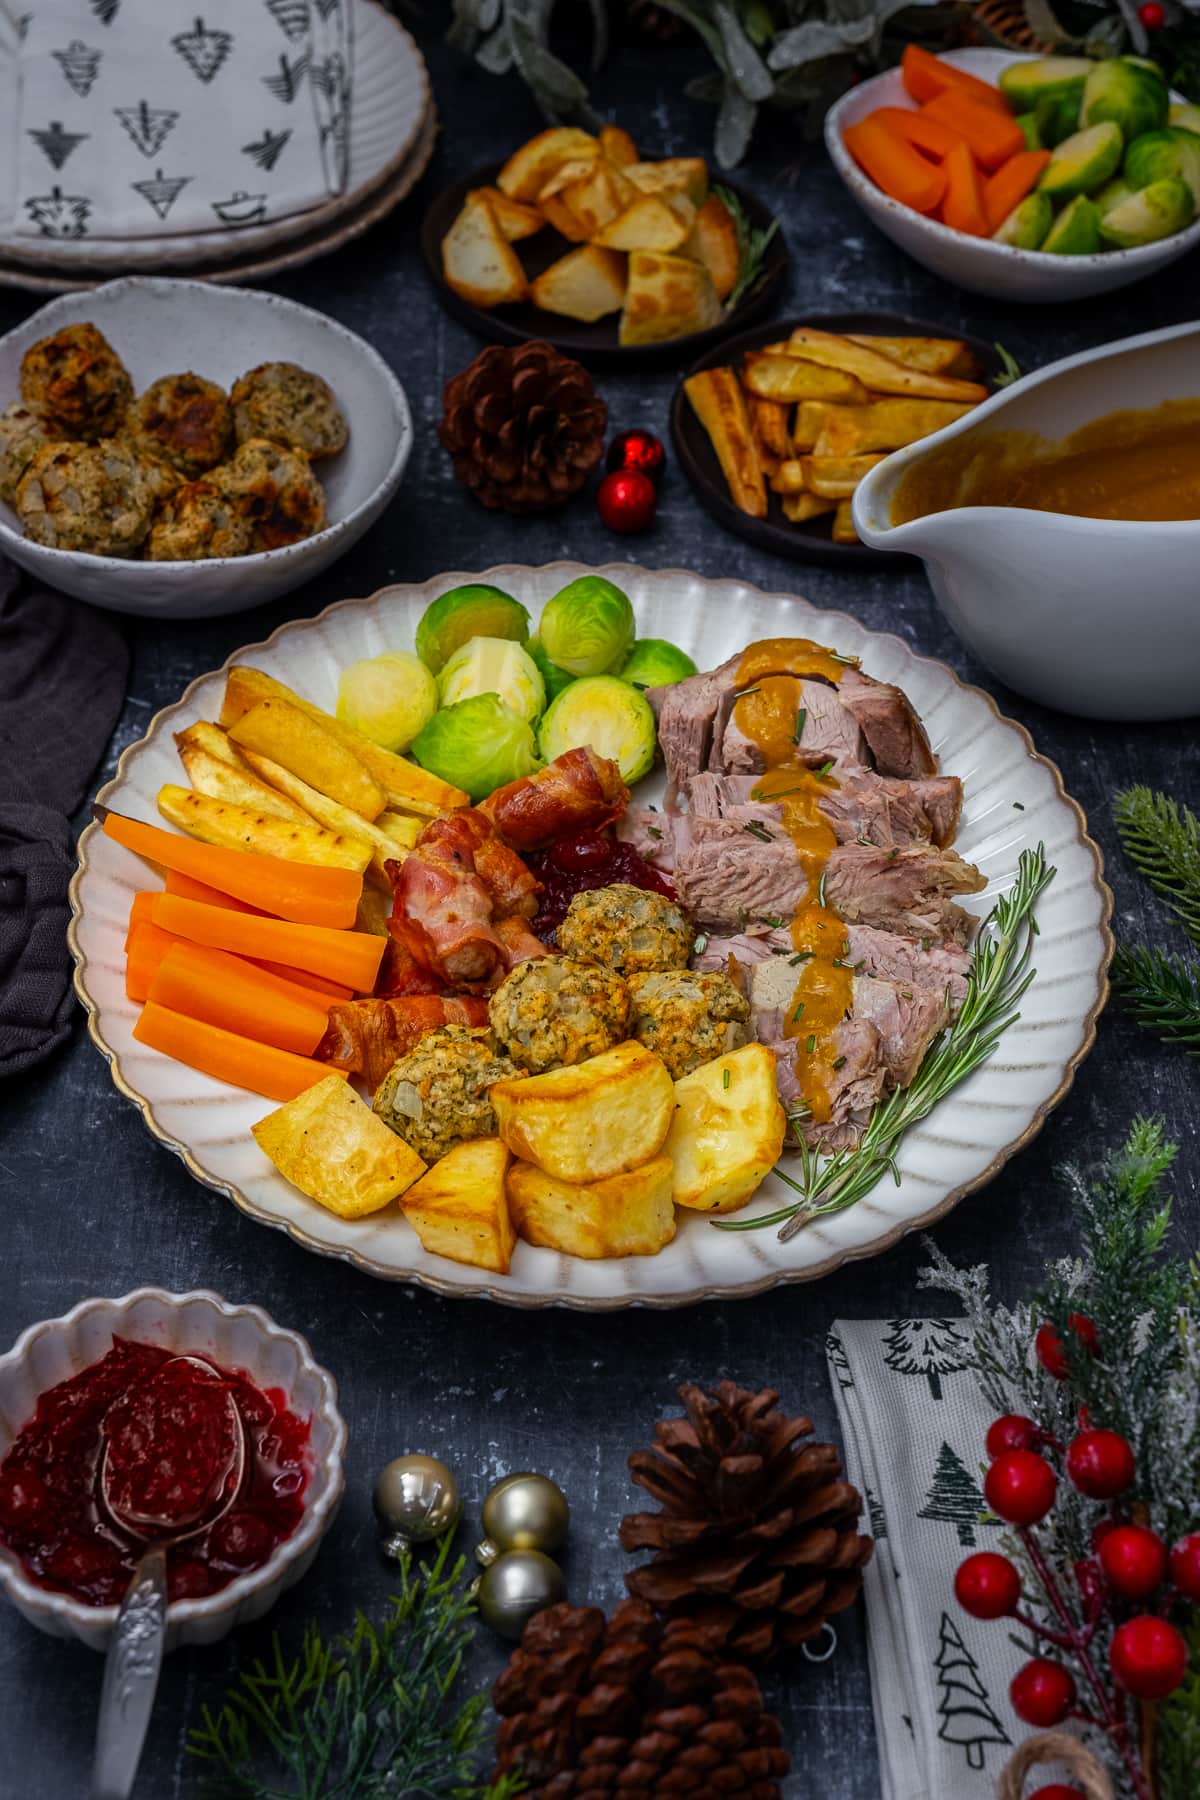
[882,1318,969,1400]
[170,16,233,84]
[90,0,120,23]
[261,51,308,104]
[113,103,180,158]
[27,120,89,170]
[265,0,310,41]
[918,1441,995,1548]
[826,1331,854,1391]
[241,127,292,171]
[51,39,102,97]
[131,169,191,221]
[933,1613,1011,1771]
[24,185,91,236]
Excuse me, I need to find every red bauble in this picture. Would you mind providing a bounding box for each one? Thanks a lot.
[1099,1524,1168,1599]
[984,1449,1057,1526]
[1011,1658,1076,1726]
[1065,1428,1136,1500]
[1028,1789,1089,1800]
[596,468,657,533]
[1035,1313,1099,1379]
[1110,1615,1188,1699]
[986,1414,1038,1459]
[606,428,666,486]
[1169,1532,1200,1601]
[1139,1,1166,27]
[955,1552,1021,1620]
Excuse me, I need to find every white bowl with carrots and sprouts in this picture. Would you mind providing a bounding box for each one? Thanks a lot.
[826,48,1200,302]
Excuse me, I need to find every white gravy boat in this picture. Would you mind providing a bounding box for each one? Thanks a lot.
[852,320,1200,721]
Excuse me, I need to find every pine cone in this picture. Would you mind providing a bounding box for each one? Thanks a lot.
[619,1381,874,1664]
[492,1597,791,1796]
[438,340,606,514]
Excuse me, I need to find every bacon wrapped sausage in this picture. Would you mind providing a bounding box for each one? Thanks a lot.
[479,748,629,850]
[315,994,490,1094]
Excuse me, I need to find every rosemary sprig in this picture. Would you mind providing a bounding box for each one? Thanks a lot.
[715,845,1054,1241]
[993,343,1023,387]
[715,183,780,312]
[1114,785,1200,948]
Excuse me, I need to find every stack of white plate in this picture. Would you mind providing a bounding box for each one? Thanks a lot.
[0,1,434,294]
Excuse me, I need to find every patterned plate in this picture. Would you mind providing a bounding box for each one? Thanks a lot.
[70,564,1112,1309]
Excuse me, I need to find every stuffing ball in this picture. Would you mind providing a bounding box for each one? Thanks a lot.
[0,403,55,505]
[216,436,326,550]
[626,969,750,1079]
[146,476,254,562]
[20,322,133,441]
[126,372,232,479]
[16,439,153,556]
[372,1026,518,1163]
[230,360,348,462]
[556,882,693,977]
[489,954,631,1074]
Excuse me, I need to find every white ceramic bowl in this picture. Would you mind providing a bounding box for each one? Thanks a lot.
[825,49,1200,302]
[0,1289,346,1652]
[852,319,1200,720]
[0,278,413,618]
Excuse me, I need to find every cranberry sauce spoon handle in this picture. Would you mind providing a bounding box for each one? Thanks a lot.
[89,1547,167,1800]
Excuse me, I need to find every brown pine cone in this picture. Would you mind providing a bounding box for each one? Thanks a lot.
[619,1381,874,1664]
[437,340,606,515]
[492,1597,791,1796]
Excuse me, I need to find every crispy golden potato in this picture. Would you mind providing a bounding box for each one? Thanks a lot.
[228,697,385,822]
[177,740,314,826]
[254,1075,425,1218]
[800,453,886,498]
[491,1040,675,1184]
[594,195,690,254]
[848,334,978,377]
[235,744,412,887]
[748,395,791,460]
[402,1137,515,1274]
[740,353,868,405]
[542,158,634,240]
[156,783,371,872]
[768,459,808,496]
[793,401,834,453]
[536,158,602,241]
[621,250,720,348]
[782,491,838,523]
[784,328,988,402]
[506,1155,675,1260]
[832,498,860,544]
[599,124,638,168]
[356,882,392,938]
[174,720,243,768]
[476,186,545,242]
[441,192,528,309]
[625,158,709,206]
[530,245,628,323]
[683,194,740,301]
[665,1042,785,1214]
[497,128,599,201]
[683,368,766,519]
[812,398,977,458]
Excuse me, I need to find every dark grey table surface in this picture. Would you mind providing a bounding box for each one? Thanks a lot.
[1,25,1197,1799]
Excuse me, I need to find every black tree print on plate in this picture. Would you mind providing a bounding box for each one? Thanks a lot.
[90,0,120,22]
[171,17,233,85]
[211,191,269,226]
[826,1331,854,1390]
[27,121,89,171]
[24,186,91,238]
[918,1440,995,1548]
[262,52,309,104]
[51,40,102,98]
[131,170,192,222]
[933,1613,1011,1771]
[314,0,341,17]
[882,1318,969,1401]
[114,103,180,159]
[266,0,310,41]
[242,127,292,172]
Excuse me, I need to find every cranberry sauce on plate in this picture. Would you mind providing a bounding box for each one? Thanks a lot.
[528,830,675,938]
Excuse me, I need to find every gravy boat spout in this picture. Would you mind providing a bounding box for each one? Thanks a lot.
[852,320,1200,722]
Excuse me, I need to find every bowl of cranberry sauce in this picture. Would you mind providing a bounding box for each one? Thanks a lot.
[0,1291,345,1652]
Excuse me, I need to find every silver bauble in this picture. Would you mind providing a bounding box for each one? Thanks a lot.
[480,1471,569,1560]
[373,1454,458,1560]
[475,1549,566,1640]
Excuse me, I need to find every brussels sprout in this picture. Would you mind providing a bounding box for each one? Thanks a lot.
[1169,102,1200,138]
[619,637,698,689]
[526,635,576,703]
[414,584,530,675]
[1125,127,1200,206]
[539,676,657,784]
[1042,194,1103,254]
[1017,94,1081,149]
[438,635,546,724]
[998,55,1091,116]
[537,576,635,676]
[1082,56,1168,142]
[411,694,540,803]
[1015,109,1045,152]
[336,651,438,753]
[1039,122,1123,199]
[1100,175,1195,247]
[1093,176,1135,218]
[992,190,1053,248]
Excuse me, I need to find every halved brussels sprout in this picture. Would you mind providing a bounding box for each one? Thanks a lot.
[537,576,635,676]
[526,635,576,703]
[993,190,1053,249]
[1169,102,1200,138]
[438,635,546,723]
[1093,176,1135,219]
[336,651,438,752]
[1042,194,1102,254]
[1100,175,1195,247]
[999,55,1091,117]
[1125,127,1200,206]
[619,637,698,689]
[1039,122,1123,200]
[538,675,657,784]
[411,694,541,802]
[1082,56,1168,143]
[414,584,530,675]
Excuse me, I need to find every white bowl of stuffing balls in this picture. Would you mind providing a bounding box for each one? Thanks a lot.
[0,278,413,619]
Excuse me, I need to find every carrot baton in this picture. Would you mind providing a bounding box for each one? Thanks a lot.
[920,90,1025,171]
[148,942,331,1058]
[843,117,948,214]
[868,106,965,162]
[125,923,182,1002]
[148,893,385,994]
[941,140,990,237]
[133,1001,345,1103]
[901,44,1010,112]
[984,148,1052,232]
[164,868,266,913]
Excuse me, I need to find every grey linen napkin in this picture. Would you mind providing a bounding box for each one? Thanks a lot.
[0,561,128,1075]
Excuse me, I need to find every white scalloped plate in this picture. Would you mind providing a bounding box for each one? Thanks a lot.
[70,564,1112,1309]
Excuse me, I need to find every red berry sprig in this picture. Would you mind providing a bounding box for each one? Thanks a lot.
[1035,1313,1099,1379]
[1111,1615,1188,1699]
[1138,1,1166,28]
[1065,1429,1136,1500]
[1011,1657,1076,1726]
[1169,1532,1200,1600]
[955,1551,1021,1620]
[1099,1525,1168,1600]
[984,1449,1057,1525]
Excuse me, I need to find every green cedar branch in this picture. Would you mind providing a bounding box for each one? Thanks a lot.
[1112,943,1200,1053]
[1113,785,1200,949]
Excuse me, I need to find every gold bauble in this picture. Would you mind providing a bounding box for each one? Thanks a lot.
[476,1549,566,1640]
[480,1471,569,1560]
[373,1454,458,1560]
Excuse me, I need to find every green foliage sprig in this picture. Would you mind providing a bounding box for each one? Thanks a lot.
[188,1530,518,1800]
[712,182,779,309]
[1112,786,1200,1057]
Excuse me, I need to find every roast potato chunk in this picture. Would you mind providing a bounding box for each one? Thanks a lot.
[665,1042,785,1214]
[441,192,528,308]
[619,250,720,348]
[253,1075,426,1218]
[402,1136,515,1274]
[491,1040,675,1183]
[156,783,370,873]
[228,697,385,821]
[497,128,599,202]
[530,245,628,323]
[506,1156,675,1259]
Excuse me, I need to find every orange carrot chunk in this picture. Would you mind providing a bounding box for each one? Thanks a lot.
[102,810,361,930]
[843,117,947,214]
[126,923,182,1002]
[124,891,158,950]
[941,140,990,236]
[921,91,1025,172]
[164,868,266,914]
[133,1001,344,1103]
[248,960,354,1002]
[901,44,1009,112]
[149,893,385,994]
[148,942,331,1058]
[984,147,1052,232]
[870,105,965,162]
